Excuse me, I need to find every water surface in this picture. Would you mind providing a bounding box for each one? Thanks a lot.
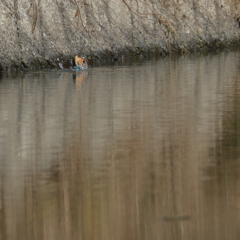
[1,51,240,240]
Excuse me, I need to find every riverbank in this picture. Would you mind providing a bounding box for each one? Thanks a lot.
[1,0,240,72]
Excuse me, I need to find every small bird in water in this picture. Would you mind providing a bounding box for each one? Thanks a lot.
[73,55,88,71]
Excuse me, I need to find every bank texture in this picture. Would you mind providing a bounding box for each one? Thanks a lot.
[1,0,240,71]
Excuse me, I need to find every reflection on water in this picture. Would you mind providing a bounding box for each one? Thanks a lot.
[1,50,240,240]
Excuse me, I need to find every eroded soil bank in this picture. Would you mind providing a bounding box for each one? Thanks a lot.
[1,0,240,71]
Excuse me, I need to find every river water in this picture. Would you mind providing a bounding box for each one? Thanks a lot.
[1,50,240,240]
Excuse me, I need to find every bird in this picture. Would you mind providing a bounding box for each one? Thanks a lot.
[73,55,88,71]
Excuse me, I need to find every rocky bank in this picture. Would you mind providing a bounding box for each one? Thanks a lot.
[1,0,240,71]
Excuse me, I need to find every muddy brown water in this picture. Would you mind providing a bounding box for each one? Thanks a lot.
[1,50,240,240]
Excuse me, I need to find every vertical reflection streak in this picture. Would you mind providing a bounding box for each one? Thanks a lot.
[0,50,240,239]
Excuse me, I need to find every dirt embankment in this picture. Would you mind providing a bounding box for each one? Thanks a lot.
[1,0,240,71]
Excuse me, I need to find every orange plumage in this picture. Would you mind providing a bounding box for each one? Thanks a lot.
[75,55,85,66]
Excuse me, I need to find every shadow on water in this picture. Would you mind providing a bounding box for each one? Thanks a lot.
[1,50,240,240]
